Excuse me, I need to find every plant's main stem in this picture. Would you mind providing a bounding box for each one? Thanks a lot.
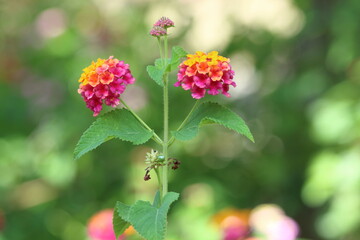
[162,35,169,199]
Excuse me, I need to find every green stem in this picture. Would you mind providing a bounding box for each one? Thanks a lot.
[120,99,163,145]
[164,36,168,62]
[154,167,162,199]
[168,100,200,147]
[157,38,164,66]
[162,35,169,199]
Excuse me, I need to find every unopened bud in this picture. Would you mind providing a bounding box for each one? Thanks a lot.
[154,17,175,29]
[144,170,151,181]
[169,158,181,170]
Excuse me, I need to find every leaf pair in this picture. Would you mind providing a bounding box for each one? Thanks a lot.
[113,192,179,240]
[74,102,253,160]
[147,46,187,87]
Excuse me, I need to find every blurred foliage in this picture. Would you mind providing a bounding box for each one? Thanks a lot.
[0,0,360,240]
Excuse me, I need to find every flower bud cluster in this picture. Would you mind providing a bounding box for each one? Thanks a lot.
[144,150,164,181]
[150,17,174,37]
[149,26,167,37]
[143,150,180,181]
[154,17,175,28]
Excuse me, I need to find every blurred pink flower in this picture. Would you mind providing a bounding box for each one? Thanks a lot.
[87,209,125,240]
[266,216,299,240]
[223,226,248,240]
[249,204,299,240]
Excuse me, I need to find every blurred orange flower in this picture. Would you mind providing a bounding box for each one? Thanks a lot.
[213,208,251,240]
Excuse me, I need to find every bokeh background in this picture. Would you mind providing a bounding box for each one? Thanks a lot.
[1,0,360,239]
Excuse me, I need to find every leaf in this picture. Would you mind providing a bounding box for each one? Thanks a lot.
[168,46,187,72]
[113,202,131,237]
[115,201,131,221]
[173,46,187,57]
[171,102,254,142]
[128,192,179,240]
[148,58,171,87]
[74,109,153,160]
[147,65,164,87]
[148,47,187,86]
[155,58,170,69]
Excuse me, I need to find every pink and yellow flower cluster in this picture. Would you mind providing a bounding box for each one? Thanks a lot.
[78,56,135,116]
[175,51,236,99]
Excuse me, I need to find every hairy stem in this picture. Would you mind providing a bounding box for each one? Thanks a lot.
[157,38,164,66]
[162,35,169,199]
[154,167,162,200]
[120,99,163,145]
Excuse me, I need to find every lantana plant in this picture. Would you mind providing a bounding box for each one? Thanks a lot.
[75,17,254,240]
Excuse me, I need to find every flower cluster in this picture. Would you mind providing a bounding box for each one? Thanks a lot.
[78,56,135,116]
[150,17,174,37]
[174,51,236,99]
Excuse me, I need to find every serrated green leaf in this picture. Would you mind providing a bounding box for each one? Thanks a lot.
[172,46,187,59]
[116,201,131,221]
[147,65,164,87]
[74,109,153,160]
[128,192,179,240]
[113,202,131,237]
[171,102,254,142]
[154,58,170,69]
[168,46,187,71]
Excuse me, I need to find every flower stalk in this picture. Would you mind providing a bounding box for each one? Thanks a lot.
[161,35,169,200]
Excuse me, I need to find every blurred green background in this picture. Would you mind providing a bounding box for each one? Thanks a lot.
[1,0,360,239]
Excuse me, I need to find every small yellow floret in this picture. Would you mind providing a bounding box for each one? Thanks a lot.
[78,58,106,86]
[183,51,229,67]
